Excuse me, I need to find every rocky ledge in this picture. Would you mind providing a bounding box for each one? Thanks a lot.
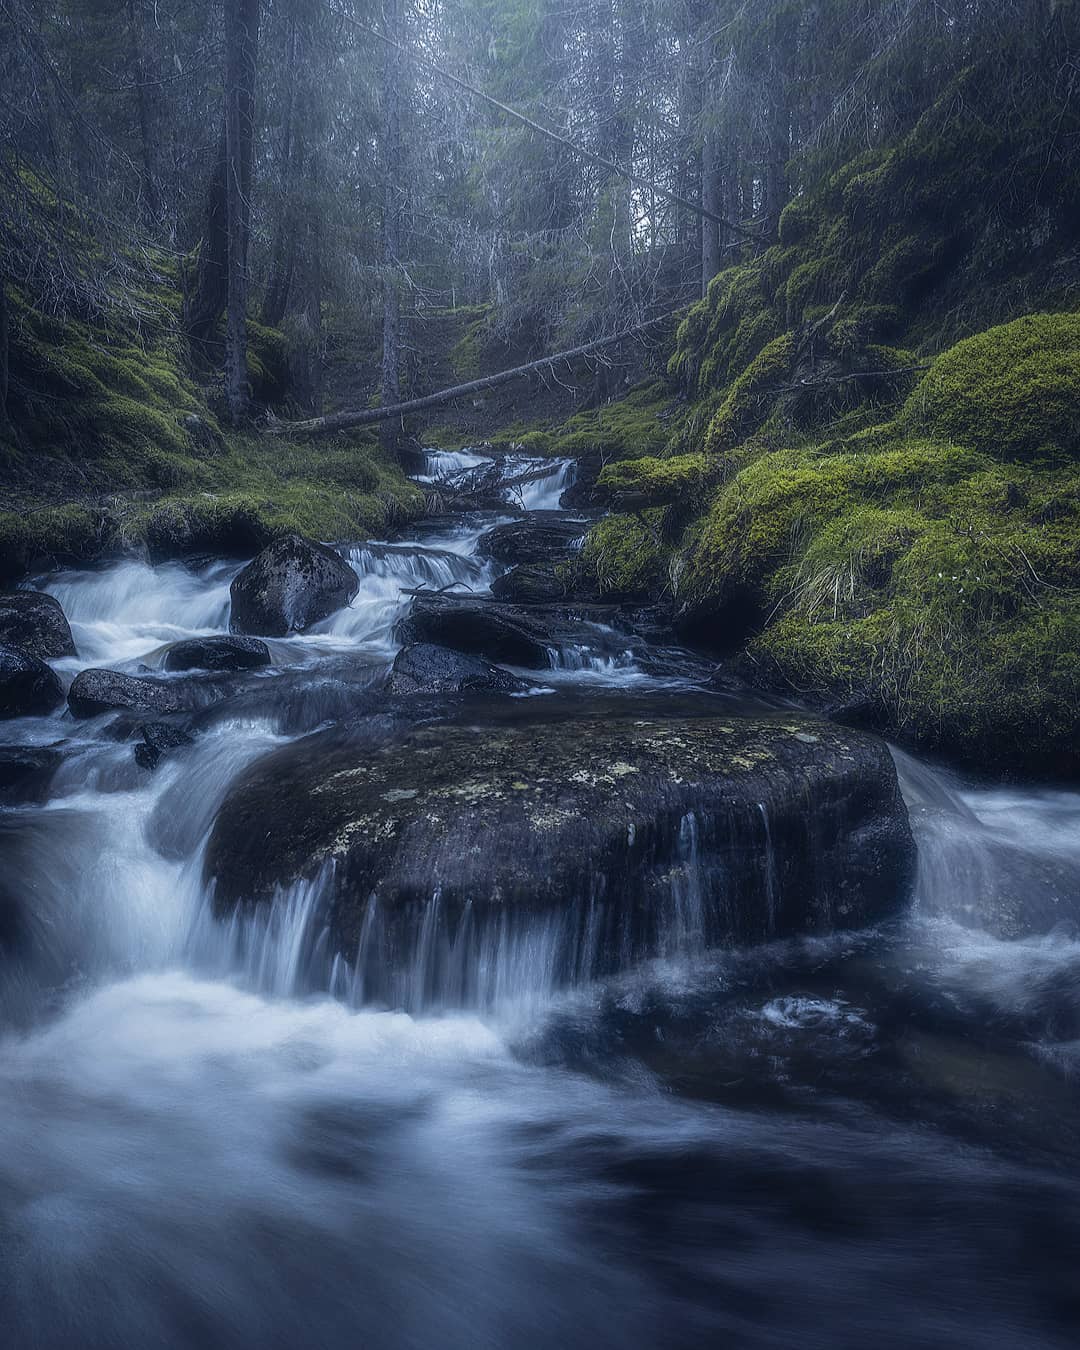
[205,713,916,997]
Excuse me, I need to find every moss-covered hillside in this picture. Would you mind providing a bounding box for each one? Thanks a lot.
[563,76,1080,777]
[0,260,423,581]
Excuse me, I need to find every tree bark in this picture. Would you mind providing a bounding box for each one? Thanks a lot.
[0,275,9,430]
[265,314,675,439]
[128,0,160,224]
[701,124,721,294]
[224,0,260,426]
[184,125,229,347]
[379,0,405,453]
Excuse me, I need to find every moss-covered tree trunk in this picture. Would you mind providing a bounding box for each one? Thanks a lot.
[0,274,9,432]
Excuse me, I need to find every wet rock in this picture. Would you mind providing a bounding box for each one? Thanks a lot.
[68,667,186,719]
[396,594,555,667]
[134,720,196,770]
[0,644,65,718]
[164,635,271,673]
[477,516,587,567]
[491,562,599,605]
[230,534,359,637]
[0,746,62,803]
[387,643,530,695]
[0,591,77,660]
[206,714,916,998]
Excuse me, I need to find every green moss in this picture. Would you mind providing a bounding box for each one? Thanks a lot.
[596,453,709,507]
[902,313,1080,460]
[581,511,667,598]
[704,333,795,454]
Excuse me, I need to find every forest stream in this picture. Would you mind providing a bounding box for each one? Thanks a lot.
[1,449,1079,1350]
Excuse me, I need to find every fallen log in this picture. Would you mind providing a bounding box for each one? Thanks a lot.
[264,313,675,439]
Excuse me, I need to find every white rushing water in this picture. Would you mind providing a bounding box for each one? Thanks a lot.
[2,447,1079,1349]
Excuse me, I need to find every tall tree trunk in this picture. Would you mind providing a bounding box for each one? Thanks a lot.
[261,9,299,327]
[184,125,229,346]
[701,123,721,294]
[128,0,160,223]
[0,275,9,432]
[379,0,405,452]
[224,0,260,426]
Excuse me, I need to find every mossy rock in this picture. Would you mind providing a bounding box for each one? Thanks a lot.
[902,313,1080,460]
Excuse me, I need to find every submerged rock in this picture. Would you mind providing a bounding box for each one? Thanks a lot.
[134,720,196,770]
[387,643,530,695]
[0,745,62,803]
[477,516,587,567]
[164,635,271,673]
[0,644,65,718]
[0,591,77,660]
[68,667,186,719]
[206,713,916,1001]
[230,535,359,637]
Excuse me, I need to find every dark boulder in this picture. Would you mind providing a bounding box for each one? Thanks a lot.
[0,644,65,718]
[68,667,186,719]
[396,594,555,667]
[491,562,599,605]
[164,635,271,673]
[0,591,77,660]
[206,713,916,1004]
[230,534,359,636]
[0,746,62,803]
[477,516,587,567]
[134,720,196,770]
[387,643,530,695]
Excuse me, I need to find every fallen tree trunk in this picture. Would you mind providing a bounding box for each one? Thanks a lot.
[265,312,675,439]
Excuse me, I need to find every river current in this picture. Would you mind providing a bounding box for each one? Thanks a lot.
[1,451,1078,1349]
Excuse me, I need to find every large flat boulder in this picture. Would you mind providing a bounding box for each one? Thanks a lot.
[0,592,77,660]
[229,535,359,636]
[205,713,916,1002]
[0,644,64,719]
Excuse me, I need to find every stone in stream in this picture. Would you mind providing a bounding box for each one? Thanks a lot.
[491,562,600,605]
[68,667,187,719]
[396,594,556,667]
[0,643,65,718]
[0,591,77,660]
[205,713,916,1000]
[477,516,588,567]
[229,534,359,637]
[164,635,272,673]
[386,643,530,695]
[0,745,62,803]
[134,720,196,770]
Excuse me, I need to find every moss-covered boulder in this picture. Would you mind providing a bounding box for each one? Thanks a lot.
[902,312,1080,460]
[205,713,915,1000]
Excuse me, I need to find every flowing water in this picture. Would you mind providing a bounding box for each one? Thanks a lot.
[1,450,1078,1349]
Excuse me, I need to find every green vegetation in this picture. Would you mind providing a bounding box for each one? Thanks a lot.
[0,273,423,579]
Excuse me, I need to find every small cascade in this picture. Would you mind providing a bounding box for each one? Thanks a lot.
[501,455,576,511]
[413,447,492,482]
[44,559,237,667]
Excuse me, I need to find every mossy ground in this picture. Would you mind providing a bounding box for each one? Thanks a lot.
[520,66,1080,777]
[0,272,423,579]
